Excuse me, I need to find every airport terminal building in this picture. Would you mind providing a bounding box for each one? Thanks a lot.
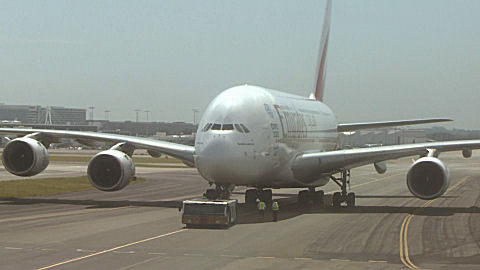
[0,103,86,125]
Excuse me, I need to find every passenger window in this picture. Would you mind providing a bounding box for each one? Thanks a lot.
[234,124,244,133]
[240,124,250,133]
[222,124,234,130]
[211,124,221,130]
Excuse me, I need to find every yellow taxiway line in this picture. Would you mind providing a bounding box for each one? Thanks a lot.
[399,176,470,270]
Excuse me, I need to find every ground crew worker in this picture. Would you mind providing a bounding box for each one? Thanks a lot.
[272,201,279,222]
[202,193,207,199]
[257,201,266,218]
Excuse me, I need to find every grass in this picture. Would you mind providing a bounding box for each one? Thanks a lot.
[0,176,145,198]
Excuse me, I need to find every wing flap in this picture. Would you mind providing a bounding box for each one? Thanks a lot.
[337,118,452,132]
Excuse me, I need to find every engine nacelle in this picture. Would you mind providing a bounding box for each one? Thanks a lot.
[2,137,50,176]
[87,149,135,192]
[406,157,449,200]
[147,149,162,158]
[182,160,195,168]
[462,149,472,158]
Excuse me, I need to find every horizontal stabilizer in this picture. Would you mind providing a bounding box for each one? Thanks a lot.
[337,118,452,132]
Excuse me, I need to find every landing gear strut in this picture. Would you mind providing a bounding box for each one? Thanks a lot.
[205,184,234,200]
[329,170,355,207]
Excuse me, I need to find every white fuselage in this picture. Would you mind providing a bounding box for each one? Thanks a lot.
[194,85,338,188]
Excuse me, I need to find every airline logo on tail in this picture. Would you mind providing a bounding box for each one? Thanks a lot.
[314,0,332,102]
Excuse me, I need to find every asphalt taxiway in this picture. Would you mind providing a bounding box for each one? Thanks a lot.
[1,152,480,269]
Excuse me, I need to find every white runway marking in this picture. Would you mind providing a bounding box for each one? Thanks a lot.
[36,229,187,270]
[4,247,23,250]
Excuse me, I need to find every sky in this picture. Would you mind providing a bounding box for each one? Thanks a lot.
[1,0,479,129]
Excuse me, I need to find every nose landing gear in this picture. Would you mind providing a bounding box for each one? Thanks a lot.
[245,188,273,206]
[205,184,235,200]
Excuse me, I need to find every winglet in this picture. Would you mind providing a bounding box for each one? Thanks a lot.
[313,0,332,101]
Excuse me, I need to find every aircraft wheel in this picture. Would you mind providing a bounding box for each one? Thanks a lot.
[245,189,257,205]
[346,192,355,207]
[298,190,309,205]
[206,189,218,200]
[332,192,342,207]
[313,190,325,206]
[262,189,273,204]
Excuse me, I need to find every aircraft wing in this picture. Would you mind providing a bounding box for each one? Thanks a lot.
[291,140,480,181]
[0,128,195,164]
[337,118,452,132]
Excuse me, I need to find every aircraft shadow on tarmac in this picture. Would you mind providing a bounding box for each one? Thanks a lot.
[1,195,477,226]
[0,197,182,209]
[235,192,455,199]
[356,195,456,199]
[235,196,476,224]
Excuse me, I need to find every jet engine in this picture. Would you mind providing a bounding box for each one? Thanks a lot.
[2,137,50,176]
[147,149,162,158]
[462,149,472,158]
[406,157,449,200]
[87,149,135,191]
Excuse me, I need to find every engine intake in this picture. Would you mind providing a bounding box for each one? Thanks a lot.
[87,149,135,191]
[406,157,449,200]
[2,137,50,176]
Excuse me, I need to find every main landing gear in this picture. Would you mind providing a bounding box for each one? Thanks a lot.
[295,170,356,207]
[329,170,355,207]
[205,184,234,200]
[245,188,273,206]
[297,188,324,205]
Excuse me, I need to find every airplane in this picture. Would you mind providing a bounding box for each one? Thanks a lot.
[1,0,479,207]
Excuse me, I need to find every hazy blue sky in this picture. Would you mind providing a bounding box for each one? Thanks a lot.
[1,0,479,128]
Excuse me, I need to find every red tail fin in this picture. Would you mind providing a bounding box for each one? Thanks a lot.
[314,0,332,101]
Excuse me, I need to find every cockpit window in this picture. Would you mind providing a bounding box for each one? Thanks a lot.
[202,123,212,132]
[222,124,234,130]
[240,124,250,133]
[234,124,244,133]
[209,123,249,133]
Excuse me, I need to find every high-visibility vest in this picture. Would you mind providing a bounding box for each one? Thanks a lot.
[258,201,266,210]
[272,202,279,211]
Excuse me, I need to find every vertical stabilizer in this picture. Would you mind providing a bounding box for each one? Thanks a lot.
[313,0,332,101]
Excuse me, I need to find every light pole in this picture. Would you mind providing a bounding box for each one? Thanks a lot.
[89,106,95,121]
[192,109,199,125]
[192,109,199,134]
[145,110,150,122]
[104,110,110,121]
[135,109,141,122]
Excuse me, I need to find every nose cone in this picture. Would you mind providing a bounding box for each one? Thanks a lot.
[194,85,275,184]
[196,136,236,182]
